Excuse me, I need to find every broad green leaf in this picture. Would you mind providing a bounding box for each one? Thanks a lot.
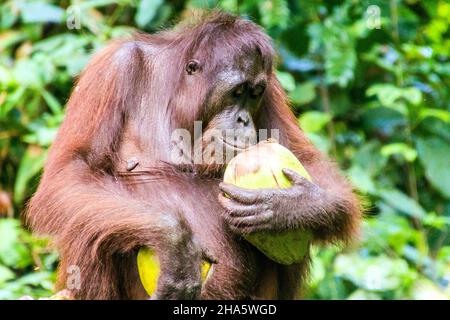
[258,0,289,30]
[0,2,20,29]
[363,212,419,254]
[309,255,326,287]
[14,146,47,204]
[378,189,426,219]
[367,84,404,107]
[437,247,450,262]
[419,109,450,122]
[135,0,163,28]
[411,278,449,300]
[421,117,450,141]
[16,271,54,288]
[367,84,423,108]
[188,0,217,9]
[18,2,64,23]
[0,31,27,51]
[275,71,295,92]
[41,90,62,115]
[416,137,450,198]
[324,34,356,87]
[308,16,357,87]
[290,81,316,106]
[299,111,331,133]
[76,0,129,10]
[0,265,14,284]
[381,143,417,162]
[347,289,382,300]
[423,213,450,229]
[352,141,387,177]
[280,47,319,72]
[218,0,238,12]
[0,219,24,267]
[362,107,406,136]
[0,65,12,85]
[12,59,42,88]
[335,253,416,291]
[0,86,26,116]
[347,165,377,194]
[23,125,58,147]
[305,132,331,155]
[403,87,423,105]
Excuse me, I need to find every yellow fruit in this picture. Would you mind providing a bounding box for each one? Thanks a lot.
[137,247,211,297]
[223,139,312,265]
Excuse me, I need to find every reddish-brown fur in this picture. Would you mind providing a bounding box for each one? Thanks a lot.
[26,12,361,300]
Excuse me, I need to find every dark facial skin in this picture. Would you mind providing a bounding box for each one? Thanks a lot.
[200,54,267,163]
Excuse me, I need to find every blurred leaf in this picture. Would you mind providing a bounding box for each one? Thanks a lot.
[378,189,427,219]
[421,117,450,141]
[23,124,58,147]
[305,132,331,155]
[15,271,54,288]
[347,289,382,300]
[290,81,316,106]
[363,212,419,254]
[423,213,450,229]
[135,0,163,28]
[352,142,387,177]
[0,265,14,284]
[279,47,320,72]
[324,34,356,87]
[258,0,289,30]
[367,84,423,112]
[299,111,331,133]
[402,87,423,106]
[275,70,295,92]
[347,165,377,194]
[419,109,450,123]
[0,31,27,51]
[0,2,20,29]
[381,143,417,162]
[76,0,127,10]
[416,137,450,198]
[308,15,357,87]
[41,90,62,115]
[218,0,238,12]
[411,278,449,300]
[0,219,30,268]
[13,146,47,204]
[367,84,404,107]
[18,2,64,23]
[0,219,19,260]
[362,107,406,136]
[335,253,416,291]
[12,60,42,88]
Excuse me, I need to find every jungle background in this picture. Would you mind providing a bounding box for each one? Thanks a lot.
[0,0,449,300]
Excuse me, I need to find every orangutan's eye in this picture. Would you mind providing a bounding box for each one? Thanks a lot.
[186,60,201,75]
[251,84,266,97]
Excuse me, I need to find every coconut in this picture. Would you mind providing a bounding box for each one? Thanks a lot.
[223,139,312,265]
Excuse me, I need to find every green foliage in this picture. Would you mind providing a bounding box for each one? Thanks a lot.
[0,0,449,300]
[0,219,57,299]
